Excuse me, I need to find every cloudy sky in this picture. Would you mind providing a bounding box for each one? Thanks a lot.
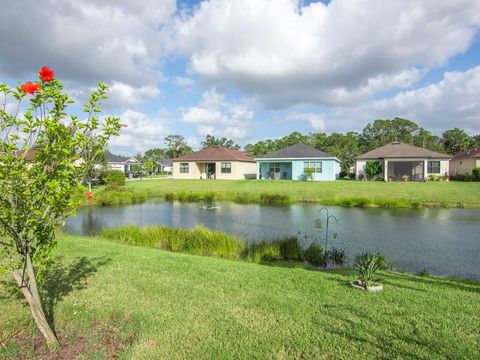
[1,0,479,154]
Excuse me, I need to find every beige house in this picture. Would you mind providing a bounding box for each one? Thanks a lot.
[172,146,256,180]
[355,142,450,181]
[450,148,480,175]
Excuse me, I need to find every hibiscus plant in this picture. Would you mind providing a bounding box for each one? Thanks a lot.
[0,66,121,346]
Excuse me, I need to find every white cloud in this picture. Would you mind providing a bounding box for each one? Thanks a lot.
[172,0,480,108]
[109,109,168,154]
[181,88,253,141]
[107,81,160,107]
[330,66,480,133]
[173,76,195,87]
[0,0,175,101]
[290,113,326,131]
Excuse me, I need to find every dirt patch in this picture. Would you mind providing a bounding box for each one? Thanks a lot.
[3,321,134,359]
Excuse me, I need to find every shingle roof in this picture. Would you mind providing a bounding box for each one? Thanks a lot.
[356,142,450,160]
[173,146,255,162]
[258,143,334,159]
[106,151,140,163]
[451,147,480,160]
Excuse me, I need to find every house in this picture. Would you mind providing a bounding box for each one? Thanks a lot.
[256,143,341,181]
[355,142,450,181]
[172,146,256,179]
[156,159,173,173]
[450,148,480,176]
[105,151,142,173]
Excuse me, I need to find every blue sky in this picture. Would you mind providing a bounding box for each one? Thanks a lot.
[1,0,479,154]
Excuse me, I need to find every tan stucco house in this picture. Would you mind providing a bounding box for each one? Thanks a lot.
[355,142,450,181]
[172,146,256,180]
[450,148,480,176]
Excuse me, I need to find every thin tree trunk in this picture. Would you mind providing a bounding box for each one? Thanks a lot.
[26,254,42,308]
[13,269,58,347]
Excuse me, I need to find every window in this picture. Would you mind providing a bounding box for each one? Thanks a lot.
[304,161,322,173]
[427,161,440,174]
[179,163,189,173]
[221,162,231,173]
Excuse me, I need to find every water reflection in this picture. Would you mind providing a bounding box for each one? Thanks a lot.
[64,201,480,280]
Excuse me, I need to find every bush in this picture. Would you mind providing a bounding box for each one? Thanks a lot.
[304,243,325,266]
[104,170,125,187]
[473,167,480,181]
[428,174,441,182]
[365,161,382,180]
[354,252,383,289]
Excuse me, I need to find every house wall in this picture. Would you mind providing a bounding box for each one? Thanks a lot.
[173,161,256,180]
[450,158,479,175]
[257,159,340,181]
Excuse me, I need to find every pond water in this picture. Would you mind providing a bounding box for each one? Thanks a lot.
[64,201,480,280]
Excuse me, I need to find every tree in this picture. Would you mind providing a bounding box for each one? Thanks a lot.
[201,135,240,150]
[144,147,166,160]
[164,135,192,158]
[0,67,120,346]
[360,117,420,152]
[442,128,471,155]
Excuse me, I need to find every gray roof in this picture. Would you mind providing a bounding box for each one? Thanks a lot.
[258,143,334,159]
[106,151,141,163]
[356,142,450,160]
[451,147,480,160]
[158,159,173,166]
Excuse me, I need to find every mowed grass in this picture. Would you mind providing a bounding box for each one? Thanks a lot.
[115,179,480,208]
[1,234,479,359]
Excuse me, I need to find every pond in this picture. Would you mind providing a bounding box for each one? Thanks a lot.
[64,201,480,280]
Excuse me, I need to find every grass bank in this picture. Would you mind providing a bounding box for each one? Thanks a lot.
[1,234,479,359]
[85,179,480,208]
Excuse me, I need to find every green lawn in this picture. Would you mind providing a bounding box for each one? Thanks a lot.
[1,234,479,359]
[101,179,480,208]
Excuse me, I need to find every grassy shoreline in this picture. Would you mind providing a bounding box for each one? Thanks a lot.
[83,179,480,208]
[1,234,479,358]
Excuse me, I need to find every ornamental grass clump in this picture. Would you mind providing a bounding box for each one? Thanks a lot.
[100,225,244,258]
[354,252,383,289]
[0,66,121,346]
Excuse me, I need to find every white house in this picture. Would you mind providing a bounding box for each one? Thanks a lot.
[105,152,142,173]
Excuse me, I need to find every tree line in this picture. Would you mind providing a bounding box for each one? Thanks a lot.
[137,117,479,173]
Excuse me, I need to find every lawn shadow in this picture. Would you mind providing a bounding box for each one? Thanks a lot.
[39,256,111,335]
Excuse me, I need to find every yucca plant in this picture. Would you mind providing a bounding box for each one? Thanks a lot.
[354,252,383,289]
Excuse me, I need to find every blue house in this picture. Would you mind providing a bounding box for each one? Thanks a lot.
[256,143,341,181]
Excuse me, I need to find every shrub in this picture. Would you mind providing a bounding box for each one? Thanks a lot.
[365,161,382,180]
[354,252,383,289]
[472,167,480,181]
[304,243,325,266]
[104,170,125,187]
[428,174,441,182]
[278,236,303,260]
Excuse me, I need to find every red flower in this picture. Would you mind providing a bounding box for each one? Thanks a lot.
[120,123,128,128]
[21,81,40,95]
[38,66,54,82]
[85,191,94,201]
